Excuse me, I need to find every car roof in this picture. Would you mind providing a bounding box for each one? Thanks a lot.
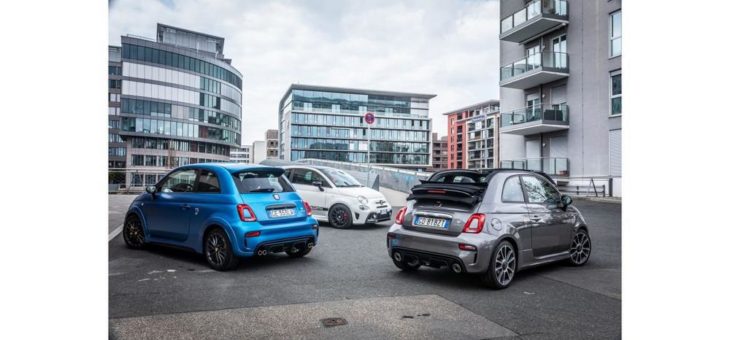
[428,168,556,184]
[282,164,332,172]
[177,163,282,173]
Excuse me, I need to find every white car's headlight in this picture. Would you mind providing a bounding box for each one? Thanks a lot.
[357,195,368,205]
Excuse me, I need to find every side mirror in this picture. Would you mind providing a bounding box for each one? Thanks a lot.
[312,181,325,191]
[561,194,573,210]
[145,185,157,196]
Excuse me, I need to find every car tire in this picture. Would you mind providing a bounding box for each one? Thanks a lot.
[122,214,145,249]
[481,240,517,289]
[567,229,591,266]
[204,228,239,271]
[391,251,421,272]
[328,204,353,229]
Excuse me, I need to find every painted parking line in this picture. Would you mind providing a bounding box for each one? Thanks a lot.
[109,224,123,242]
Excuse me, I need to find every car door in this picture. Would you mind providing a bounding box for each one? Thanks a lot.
[499,175,533,258]
[521,175,572,257]
[288,168,330,218]
[144,168,197,241]
[187,168,226,243]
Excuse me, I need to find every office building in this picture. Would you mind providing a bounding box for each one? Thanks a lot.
[265,129,279,159]
[278,84,435,169]
[230,145,252,164]
[429,133,448,171]
[444,100,500,169]
[498,0,622,196]
[252,141,266,164]
[113,23,243,188]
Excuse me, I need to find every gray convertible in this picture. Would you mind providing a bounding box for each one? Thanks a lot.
[387,169,591,289]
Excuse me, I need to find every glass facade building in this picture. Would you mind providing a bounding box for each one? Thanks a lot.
[278,85,435,168]
[110,24,243,189]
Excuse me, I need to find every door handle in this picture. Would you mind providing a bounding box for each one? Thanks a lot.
[530,215,541,221]
[182,204,191,210]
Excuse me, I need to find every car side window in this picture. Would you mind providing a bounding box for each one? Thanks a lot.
[502,176,525,202]
[522,175,560,204]
[290,169,310,185]
[159,169,197,193]
[290,169,329,187]
[196,169,221,193]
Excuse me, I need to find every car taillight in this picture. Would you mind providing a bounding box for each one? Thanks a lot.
[237,204,257,222]
[395,207,407,225]
[303,202,312,216]
[462,213,486,233]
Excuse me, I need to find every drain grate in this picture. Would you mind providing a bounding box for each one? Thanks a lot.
[321,317,348,328]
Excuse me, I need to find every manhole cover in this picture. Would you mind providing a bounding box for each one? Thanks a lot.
[321,317,348,328]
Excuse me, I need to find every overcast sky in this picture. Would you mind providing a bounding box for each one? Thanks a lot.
[109,0,500,145]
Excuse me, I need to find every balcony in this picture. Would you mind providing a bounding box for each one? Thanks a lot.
[501,157,569,177]
[501,104,569,135]
[500,0,568,43]
[500,52,569,89]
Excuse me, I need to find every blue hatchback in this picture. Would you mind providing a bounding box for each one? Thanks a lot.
[122,163,319,271]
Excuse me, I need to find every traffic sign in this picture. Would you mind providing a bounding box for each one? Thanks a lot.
[364,112,375,125]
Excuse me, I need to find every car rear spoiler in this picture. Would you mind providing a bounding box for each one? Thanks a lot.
[406,183,486,206]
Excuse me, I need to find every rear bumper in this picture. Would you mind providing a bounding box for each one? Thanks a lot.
[386,224,498,274]
[230,217,319,257]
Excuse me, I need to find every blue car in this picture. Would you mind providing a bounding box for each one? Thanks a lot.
[122,163,319,271]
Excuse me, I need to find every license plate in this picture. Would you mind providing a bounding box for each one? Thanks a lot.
[414,216,449,229]
[269,208,295,218]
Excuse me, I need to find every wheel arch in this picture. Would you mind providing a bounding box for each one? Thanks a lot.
[199,218,236,254]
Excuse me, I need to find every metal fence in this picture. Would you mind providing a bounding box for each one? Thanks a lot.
[294,159,431,193]
[109,168,172,193]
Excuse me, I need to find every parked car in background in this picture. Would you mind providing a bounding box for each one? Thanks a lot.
[122,164,319,271]
[282,165,392,229]
[387,169,590,289]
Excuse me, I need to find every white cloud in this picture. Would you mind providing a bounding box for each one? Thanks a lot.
[109,0,500,145]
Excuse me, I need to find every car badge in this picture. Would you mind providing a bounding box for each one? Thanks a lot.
[273,194,280,200]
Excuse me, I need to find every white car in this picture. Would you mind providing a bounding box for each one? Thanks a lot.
[282,165,392,229]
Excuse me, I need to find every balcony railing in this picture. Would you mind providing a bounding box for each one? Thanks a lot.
[500,52,569,89]
[500,0,568,43]
[501,157,569,176]
[500,104,569,135]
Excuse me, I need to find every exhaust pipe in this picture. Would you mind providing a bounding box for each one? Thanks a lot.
[393,251,402,262]
[451,262,463,274]
[307,242,314,249]
[257,249,268,256]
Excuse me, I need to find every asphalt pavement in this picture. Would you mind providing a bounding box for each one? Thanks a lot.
[109,196,620,339]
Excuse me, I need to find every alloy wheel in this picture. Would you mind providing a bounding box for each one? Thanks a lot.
[494,243,516,286]
[123,215,144,248]
[330,206,350,228]
[206,233,228,267]
[569,231,591,265]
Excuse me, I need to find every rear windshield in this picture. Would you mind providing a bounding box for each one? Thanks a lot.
[233,171,294,193]
[427,171,489,184]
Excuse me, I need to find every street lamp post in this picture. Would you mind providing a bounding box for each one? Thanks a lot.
[364,112,375,187]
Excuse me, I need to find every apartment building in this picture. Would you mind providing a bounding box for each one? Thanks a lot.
[498,0,622,196]
[444,100,500,170]
[429,132,448,171]
[265,129,279,159]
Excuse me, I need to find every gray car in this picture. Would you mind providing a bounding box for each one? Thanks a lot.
[387,169,591,289]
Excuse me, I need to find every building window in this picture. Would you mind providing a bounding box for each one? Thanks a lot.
[610,10,622,57]
[610,70,622,116]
